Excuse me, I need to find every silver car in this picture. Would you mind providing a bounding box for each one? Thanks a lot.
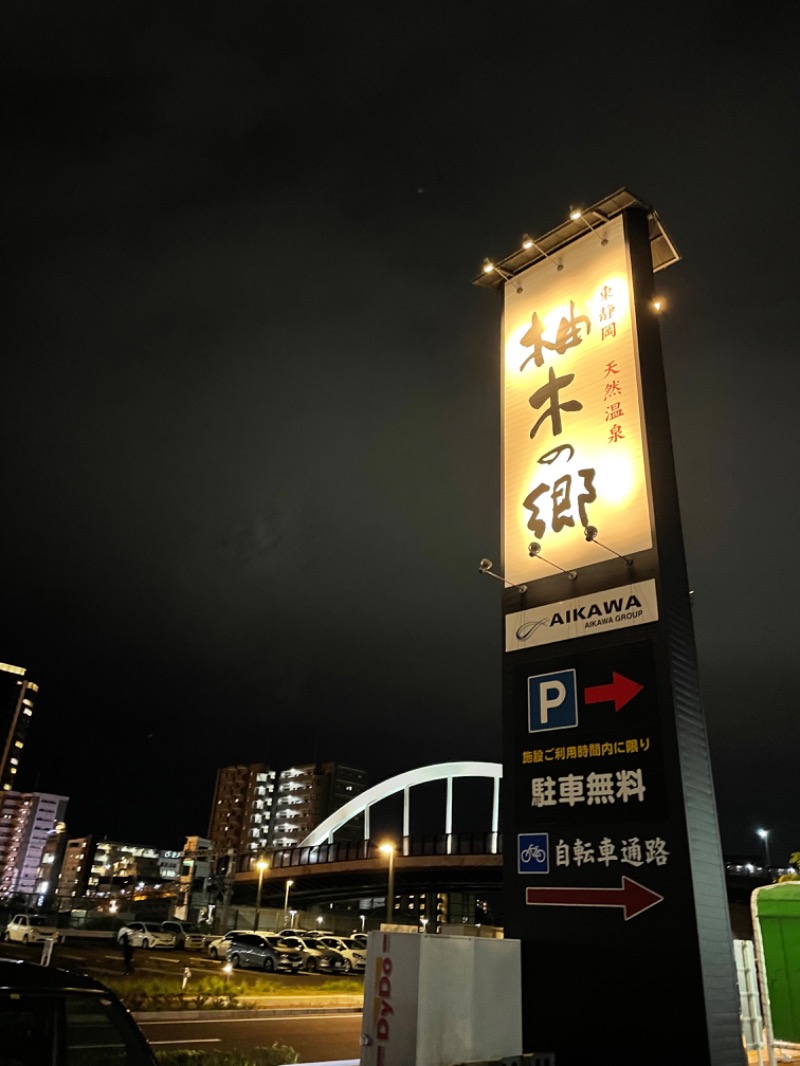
[206,928,256,959]
[225,932,305,973]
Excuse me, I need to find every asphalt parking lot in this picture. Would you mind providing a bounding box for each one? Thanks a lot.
[0,935,363,988]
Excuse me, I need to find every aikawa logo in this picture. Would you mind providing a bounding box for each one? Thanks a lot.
[506,581,657,652]
[514,594,645,643]
[515,618,550,642]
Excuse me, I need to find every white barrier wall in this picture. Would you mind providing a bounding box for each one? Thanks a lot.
[361,931,522,1066]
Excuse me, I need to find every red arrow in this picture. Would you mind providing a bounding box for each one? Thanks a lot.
[525,876,663,920]
[584,672,643,711]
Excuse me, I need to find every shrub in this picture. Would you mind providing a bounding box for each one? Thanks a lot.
[103,976,241,1013]
[153,1045,299,1065]
[102,970,361,1015]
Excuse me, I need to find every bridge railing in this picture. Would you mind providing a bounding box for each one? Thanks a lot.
[258,831,503,872]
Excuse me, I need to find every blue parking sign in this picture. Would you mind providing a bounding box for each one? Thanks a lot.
[527,668,578,733]
[518,833,549,874]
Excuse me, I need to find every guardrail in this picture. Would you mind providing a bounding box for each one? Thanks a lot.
[58,929,117,940]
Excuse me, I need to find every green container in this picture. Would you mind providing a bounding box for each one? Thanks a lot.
[752,882,800,1044]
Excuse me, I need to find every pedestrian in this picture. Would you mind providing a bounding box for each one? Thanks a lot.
[119,931,134,975]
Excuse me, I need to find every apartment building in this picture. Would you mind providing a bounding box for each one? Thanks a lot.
[0,791,69,898]
[207,763,275,874]
[0,662,38,792]
[269,762,367,848]
[207,761,368,871]
[55,836,168,909]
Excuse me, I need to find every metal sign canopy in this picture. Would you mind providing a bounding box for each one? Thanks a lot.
[473,186,681,289]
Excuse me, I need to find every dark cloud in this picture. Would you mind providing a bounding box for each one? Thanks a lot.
[2,4,798,865]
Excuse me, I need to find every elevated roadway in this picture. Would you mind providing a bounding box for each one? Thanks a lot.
[232,762,504,909]
[238,833,503,907]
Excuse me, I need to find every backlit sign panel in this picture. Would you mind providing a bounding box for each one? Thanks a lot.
[502,214,651,589]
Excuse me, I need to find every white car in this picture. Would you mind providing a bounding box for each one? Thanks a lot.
[160,920,207,951]
[4,914,59,944]
[117,921,176,950]
[315,935,367,973]
[278,935,348,974]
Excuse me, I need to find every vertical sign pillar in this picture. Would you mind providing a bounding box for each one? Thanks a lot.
[478,192,746,1065]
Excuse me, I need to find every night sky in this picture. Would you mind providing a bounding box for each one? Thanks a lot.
[3,5,797,866]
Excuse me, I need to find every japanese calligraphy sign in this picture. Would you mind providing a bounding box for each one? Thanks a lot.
[502,214,651,589]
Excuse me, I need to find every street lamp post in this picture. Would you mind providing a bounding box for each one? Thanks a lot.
[379,843,396,925]
[253,859,268,931]
[757,828,771,869]
[283,879,294,926]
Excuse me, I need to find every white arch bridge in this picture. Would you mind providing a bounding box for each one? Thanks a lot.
[303,760,501,850]
[234,761,504,908]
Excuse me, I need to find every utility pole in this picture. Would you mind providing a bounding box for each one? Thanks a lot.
[219,848,236,931]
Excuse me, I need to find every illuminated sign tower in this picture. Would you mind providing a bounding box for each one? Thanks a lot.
[475,190,745,1066]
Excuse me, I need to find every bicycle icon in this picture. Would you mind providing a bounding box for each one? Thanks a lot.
[520,843,545,863]
[518,833,549,874]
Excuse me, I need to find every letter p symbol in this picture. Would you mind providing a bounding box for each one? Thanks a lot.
[527,669,578,734]
[539,681,566,724]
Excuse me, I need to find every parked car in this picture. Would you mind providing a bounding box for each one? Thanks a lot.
[116,921,177,950]
[206,929,258,959]
[315,934,367,973]
[278,934,348,974]
[161,919,207,950]
[225,932,305,973]
[4,914,59,943]
[351,932,368,948]
[0,956,158,1065]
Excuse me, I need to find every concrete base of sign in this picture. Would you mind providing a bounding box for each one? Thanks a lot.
[361,931,522,1066]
